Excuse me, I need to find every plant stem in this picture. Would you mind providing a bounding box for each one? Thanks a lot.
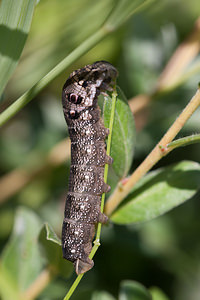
[0,27,108,127]
[63,274,84,300]
[90,86,117,250]
[105,88,200,216]
[167,134,200,150]
[63,87,117,300]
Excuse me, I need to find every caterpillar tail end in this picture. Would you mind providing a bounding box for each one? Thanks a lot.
[74,258,94,275]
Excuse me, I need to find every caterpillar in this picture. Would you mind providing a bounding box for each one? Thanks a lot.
[62,61,118,275]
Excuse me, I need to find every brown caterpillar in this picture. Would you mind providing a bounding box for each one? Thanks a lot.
[62,61,118,275]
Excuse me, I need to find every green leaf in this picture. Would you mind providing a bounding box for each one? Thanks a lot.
[150,287,170,300]
[102,87,135,188]
[43,222,61,246]
[92,290,116,300]
[1,207,43,292]
[39,222,73,278]
[0,0,36,97]
[0,266,21,300]
[111,161,200,224]
[119,280,152,300]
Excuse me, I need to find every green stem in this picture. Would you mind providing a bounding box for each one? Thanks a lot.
[89,86,117,257]
[63,86,117,300]
[0,27,108,127]
[63,274,84,300]
[167,134,200,150]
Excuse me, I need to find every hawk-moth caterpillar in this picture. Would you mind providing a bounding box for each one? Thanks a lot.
[62,61,118,275]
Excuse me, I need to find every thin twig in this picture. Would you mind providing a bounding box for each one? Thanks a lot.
[167,134,200,150]
[105,88,200,215]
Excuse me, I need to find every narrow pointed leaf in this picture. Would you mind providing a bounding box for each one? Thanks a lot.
[0,0,36,97]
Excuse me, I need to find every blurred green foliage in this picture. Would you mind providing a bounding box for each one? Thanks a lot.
[1,0,200,299]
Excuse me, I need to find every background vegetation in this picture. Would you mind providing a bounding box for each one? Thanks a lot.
[0,0,200,299]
